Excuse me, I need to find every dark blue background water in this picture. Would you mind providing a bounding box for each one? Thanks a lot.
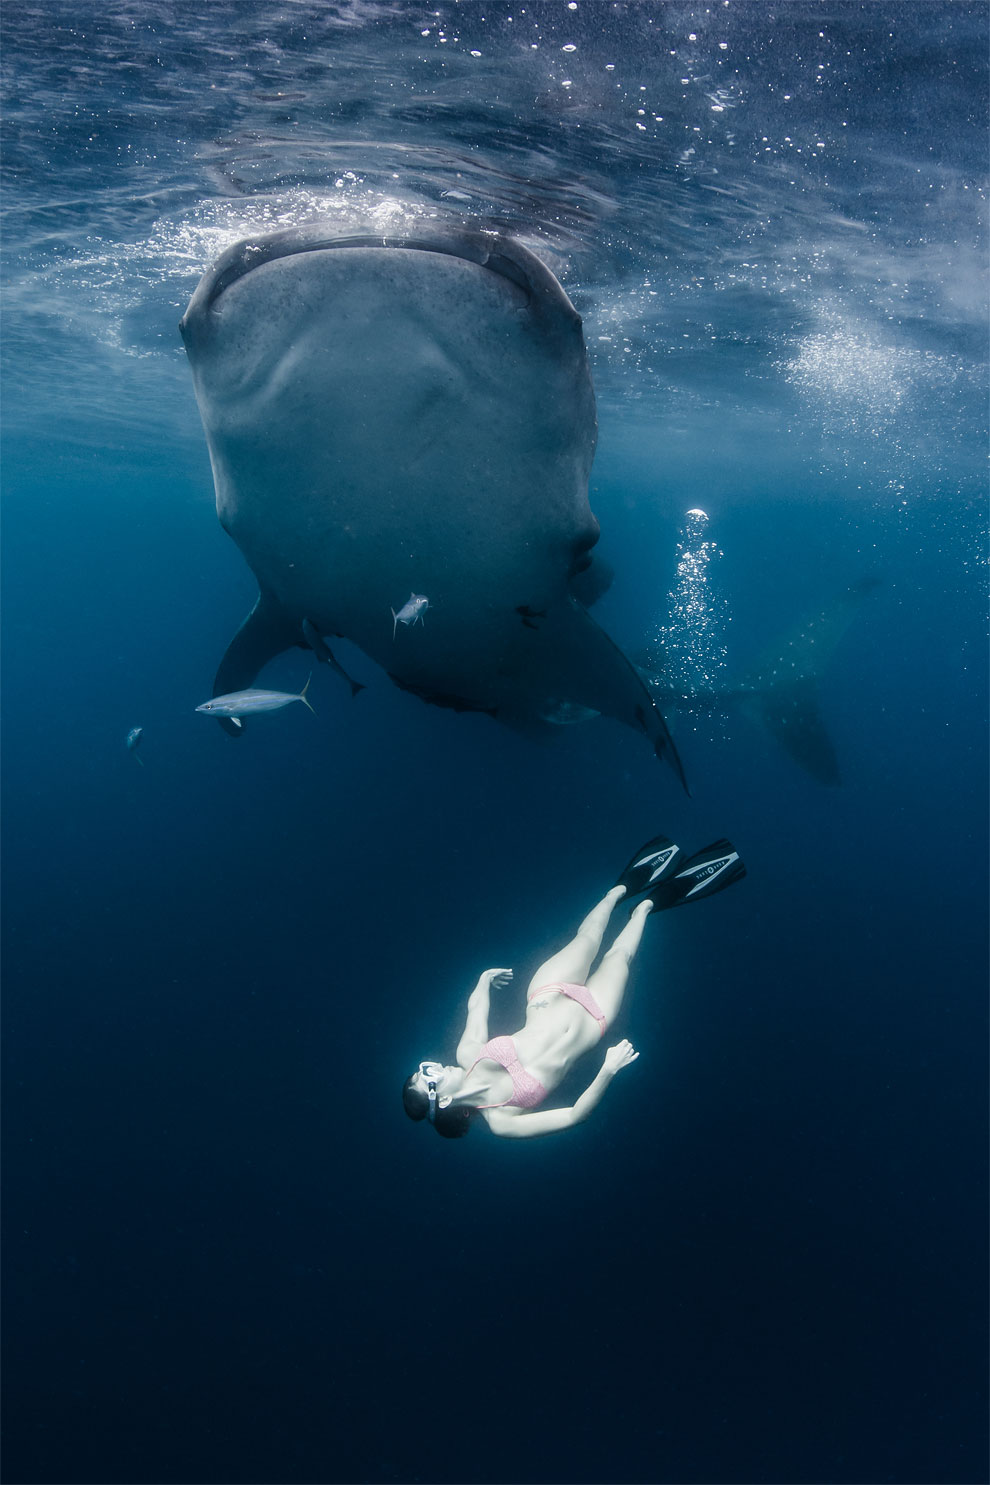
[2,3,987,1483]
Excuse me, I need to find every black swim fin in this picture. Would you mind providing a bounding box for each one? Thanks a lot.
[614,834,683,898]
[642,839,746,911]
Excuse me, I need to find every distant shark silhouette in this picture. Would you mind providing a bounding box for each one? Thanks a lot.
[180,228,687,792]
[642,577,881,785]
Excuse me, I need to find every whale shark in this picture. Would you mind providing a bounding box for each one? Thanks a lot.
[180,228,687,791]
[643,577,882,785]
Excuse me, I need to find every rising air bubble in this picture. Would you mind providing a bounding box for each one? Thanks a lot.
[650,508,729,709]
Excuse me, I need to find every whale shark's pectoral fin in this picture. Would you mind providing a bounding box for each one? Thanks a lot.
[527,600,689,794]
[212,590,300,737]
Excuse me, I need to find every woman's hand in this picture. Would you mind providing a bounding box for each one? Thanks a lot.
[489,1038,640,1138]
[603,1039,639,1074]
[486,968,514,990]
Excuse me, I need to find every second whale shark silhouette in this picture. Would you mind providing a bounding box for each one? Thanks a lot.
[644,577,882,785]
[180,228,687,792]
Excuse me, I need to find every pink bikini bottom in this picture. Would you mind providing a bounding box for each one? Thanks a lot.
[528,981,608,1038]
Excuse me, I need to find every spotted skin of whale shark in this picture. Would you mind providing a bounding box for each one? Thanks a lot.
[180,228,687,792]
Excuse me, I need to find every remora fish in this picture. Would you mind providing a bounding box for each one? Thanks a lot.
[195,677,315,728]
[391,593,430,638]
[301,618,365,697]
[125,726,144,765]
[179,227,686,790]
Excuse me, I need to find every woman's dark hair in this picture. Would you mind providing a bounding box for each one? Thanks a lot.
[401,1075,473,1139]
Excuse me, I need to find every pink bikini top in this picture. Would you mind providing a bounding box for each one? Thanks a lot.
[469,983,608,1112]
[469,1036,548,1110]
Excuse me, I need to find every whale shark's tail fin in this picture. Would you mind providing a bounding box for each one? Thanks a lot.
[733,576,882,785]
[641,577,881,785]
[737,675,841,784]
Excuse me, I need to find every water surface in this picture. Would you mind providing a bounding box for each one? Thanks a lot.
[2,4,987,1483]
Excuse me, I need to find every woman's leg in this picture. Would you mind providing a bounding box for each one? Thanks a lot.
[584,899,653,1025]
[527,886,627,994]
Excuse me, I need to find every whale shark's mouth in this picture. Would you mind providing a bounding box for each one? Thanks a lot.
[179,225,584,352]
[193,228,537,317]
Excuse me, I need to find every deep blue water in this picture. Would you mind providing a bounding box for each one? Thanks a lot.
[2,4,987,1484]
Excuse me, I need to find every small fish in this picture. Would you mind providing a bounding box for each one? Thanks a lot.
[301,618,365,698]
[195,676,315,728]
[125,726,144,765]
[391,593,430,638]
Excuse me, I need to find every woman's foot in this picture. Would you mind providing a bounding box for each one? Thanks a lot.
[613,834,682,900]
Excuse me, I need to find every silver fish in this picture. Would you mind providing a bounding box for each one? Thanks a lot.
[195,676,314,727]
[125,726,144,765]
[391,593,430,638]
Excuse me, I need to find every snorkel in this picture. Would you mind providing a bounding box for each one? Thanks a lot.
[404,1062,471,1140]
[418,1061,440,1123]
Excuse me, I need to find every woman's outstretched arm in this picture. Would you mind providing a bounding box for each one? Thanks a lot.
[455,968,513,1068]
[484,1041,639,1139]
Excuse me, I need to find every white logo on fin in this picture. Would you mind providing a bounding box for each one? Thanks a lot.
[681,851,738,897]
[634,846,679,883]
